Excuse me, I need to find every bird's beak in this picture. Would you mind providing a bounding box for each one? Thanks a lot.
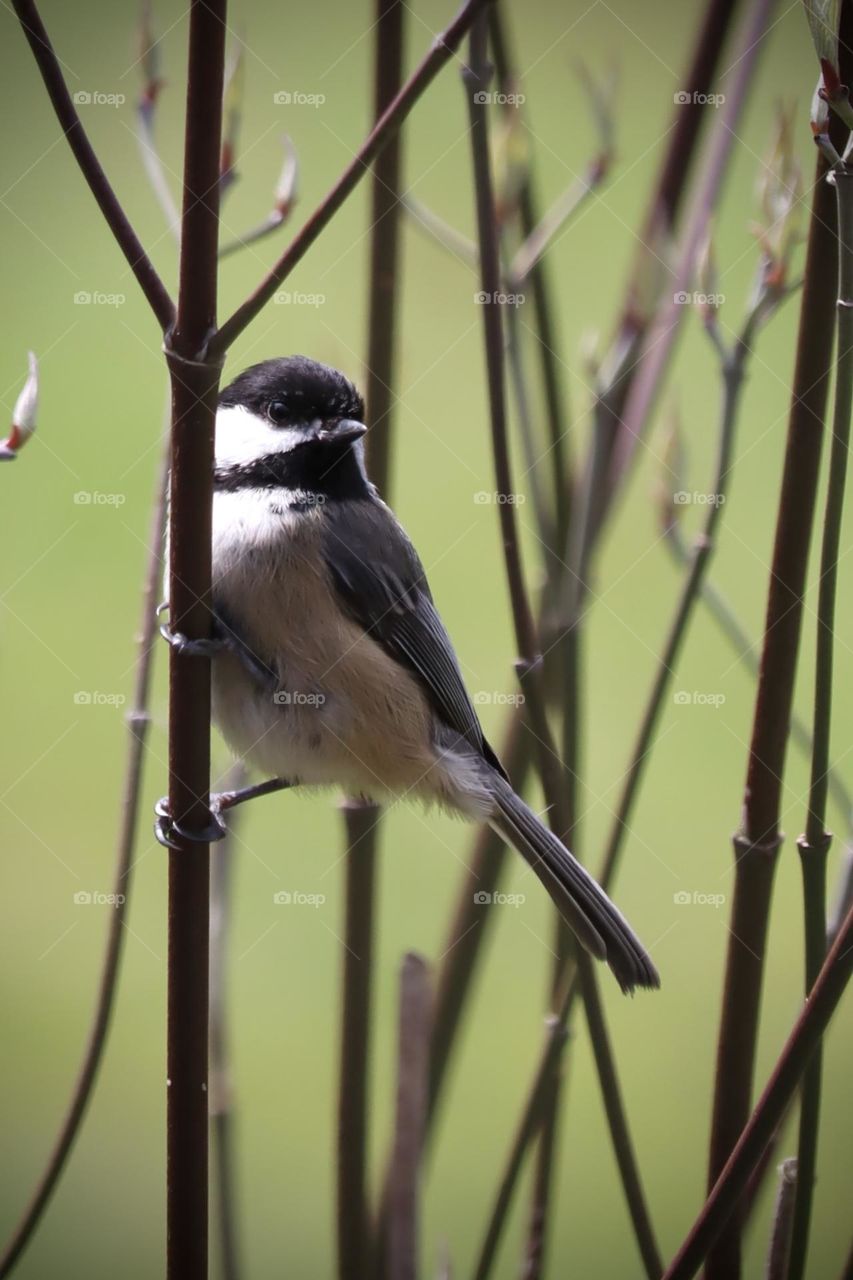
[315,418,368,446]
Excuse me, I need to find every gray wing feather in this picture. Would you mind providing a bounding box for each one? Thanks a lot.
[322,499,507,777]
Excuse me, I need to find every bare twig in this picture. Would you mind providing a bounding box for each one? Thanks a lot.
[218,137,298,259]
[339,8,406,1278]
[338,800,380,1280]
[12,0,175,330]
[464,22,661,1280]
[787,155,853,1280]
[704,135,841,1280]
[765,1159,798,1280]
[387,955,432,1280]
[210,0,490,358]
[662,901,853,1280]
[472,987,574,1280]
[606,0,777,513]
[210,761,247,1280]
[163,4,227,1276]
[0,436,169,1277]
[135,1,181,243]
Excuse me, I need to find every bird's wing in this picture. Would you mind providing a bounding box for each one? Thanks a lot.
[321,498,507,777]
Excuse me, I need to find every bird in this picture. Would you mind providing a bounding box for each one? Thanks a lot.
[157,355,659,995]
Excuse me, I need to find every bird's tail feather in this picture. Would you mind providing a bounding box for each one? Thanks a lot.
[488,774,659,994]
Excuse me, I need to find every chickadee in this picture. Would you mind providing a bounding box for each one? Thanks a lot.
[158,356,659,994]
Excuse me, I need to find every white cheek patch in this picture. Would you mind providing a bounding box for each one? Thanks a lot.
[215,405,304,467]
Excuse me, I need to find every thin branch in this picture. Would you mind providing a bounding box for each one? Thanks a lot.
[218,137,298,259]
[597,302,765,893]
[164,3,227,1277]
[338,800,380,1280]
[0,435,169,1278]
[12,0,175,331]
[210,0,489,358]
[704,133,841,1280]
[209,761,247,1280]
[135,1,181,243]
[765,1159,798,1280]
[662,524,853,824]
[464,23,661,1280]
[662,901,853,1280]
[606,0,776,510]
[339,8,406,1277]
[489,7,572,559]
[787,160,853,1280]
[387,955,432,1280]
[472,986,574,1280]
[401,193,478,263]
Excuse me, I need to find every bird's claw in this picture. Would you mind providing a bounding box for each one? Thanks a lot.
[159,622,224,659]
[154,796,227,849]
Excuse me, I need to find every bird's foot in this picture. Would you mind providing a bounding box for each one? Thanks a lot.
[154,796,228,849]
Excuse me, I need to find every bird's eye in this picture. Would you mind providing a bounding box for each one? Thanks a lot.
[268,400,289,425]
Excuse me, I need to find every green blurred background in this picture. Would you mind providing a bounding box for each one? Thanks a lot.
[1,1,851,1276]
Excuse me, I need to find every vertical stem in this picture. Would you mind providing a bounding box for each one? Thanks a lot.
[0,437,169,1278]
[787,161,853,1280]
[166,4,226,1277]
[387,955,432,1280]
[338,800,380,1280]
[705,144,839,1280]
[662,903,853,1280]
[340,7,406,1279]
[210,762,247,1280]
[765,1159,798,1280]
[364,0,405,496]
